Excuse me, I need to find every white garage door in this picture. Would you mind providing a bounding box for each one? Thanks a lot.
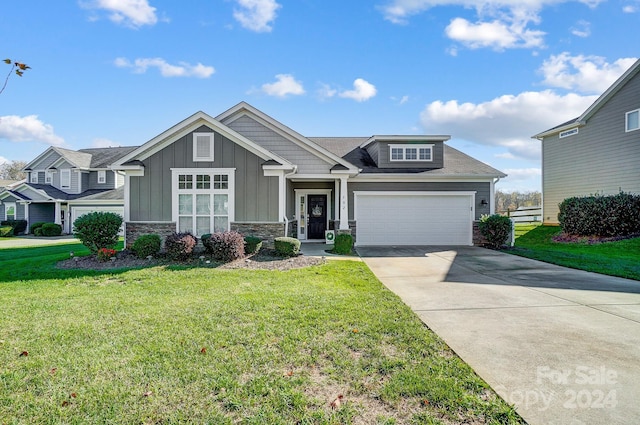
[355,192,474,246]
[71,206,125,235]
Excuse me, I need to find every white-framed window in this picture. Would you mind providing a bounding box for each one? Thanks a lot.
[45,170,53,184]
[4,202,16,220]
[626,109,639,132]
[60,169,71,189]
[30,172,38,184]
[172,168,235,236]
[389,144,434,162]
[193,133,215,162]
[97,170,106,184]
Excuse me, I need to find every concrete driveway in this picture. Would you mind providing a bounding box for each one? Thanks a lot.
[357,246,640,425]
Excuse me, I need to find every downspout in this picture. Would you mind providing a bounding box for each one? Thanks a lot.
[282,166,298,236]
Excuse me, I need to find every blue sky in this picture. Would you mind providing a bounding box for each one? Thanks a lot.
[1,0,638,192]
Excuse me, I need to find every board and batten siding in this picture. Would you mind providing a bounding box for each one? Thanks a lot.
[347,181,491,221]
[128,126,279,222]
[226,115,333,174]
[542,72,640,224]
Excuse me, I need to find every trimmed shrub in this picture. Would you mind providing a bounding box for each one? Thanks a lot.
[165,232,197,260]
[244,236,263,255]
[0,226,13,237]
[73,212,123,254]
[274,237,301,257]
[1,220,27,235]
[333,233,353,255]
[29,221,47,234]
[202,231,245,262]
[41,223,62,237]
[558,192,640,237]
[131,234,162,259]
[478,214,513,249]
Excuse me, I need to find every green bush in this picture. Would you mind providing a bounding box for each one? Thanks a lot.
[558,192,640,237]
[202,231,245,262]
[274,237,301,257]
[165,232,197,260]
[333,233,353,255]
[29,221,47,234]
[244,236,263,255]
[478,214,513,249]
[1,220,27,235]
[41,223,62,236]
[0,226,13,237]
[131,234,162,259]
[73,212,123,254]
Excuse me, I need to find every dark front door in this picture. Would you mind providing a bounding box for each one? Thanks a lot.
[307,194,327,239]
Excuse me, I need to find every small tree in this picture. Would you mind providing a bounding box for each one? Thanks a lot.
[73,212,123,254]
[478,214,513,249]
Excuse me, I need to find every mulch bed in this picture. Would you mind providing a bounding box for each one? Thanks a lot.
[57,248,325,271]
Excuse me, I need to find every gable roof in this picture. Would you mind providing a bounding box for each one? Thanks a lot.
[533,58,640,139]
[217,102,360,173]
[111,110,294,169]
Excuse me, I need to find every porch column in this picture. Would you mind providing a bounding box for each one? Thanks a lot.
[339,176,349,230]
[54,202,62,226]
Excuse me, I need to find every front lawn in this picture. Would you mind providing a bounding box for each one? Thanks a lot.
[0,246,523,424]
[510,225,640,280]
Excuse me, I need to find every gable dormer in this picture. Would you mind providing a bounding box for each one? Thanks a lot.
[360,135,450,169]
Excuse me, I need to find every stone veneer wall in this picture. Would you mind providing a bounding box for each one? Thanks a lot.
[231,222,285,247]
[125,222,176,248]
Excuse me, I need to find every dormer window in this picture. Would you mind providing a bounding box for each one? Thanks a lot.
[193,133,214,162]
[97,170,106,184]
[30,172,38,184]
[389,145,433,162]
[626,109,639,132]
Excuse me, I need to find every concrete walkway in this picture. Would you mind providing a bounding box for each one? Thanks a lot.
[357,246,640,425]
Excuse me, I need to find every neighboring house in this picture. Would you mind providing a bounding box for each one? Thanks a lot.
[533,58,640,225]
[0,146,137,233]
[111,102,505,246]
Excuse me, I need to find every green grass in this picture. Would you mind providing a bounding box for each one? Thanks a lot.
[0,245,523,424]
[509,226,640,280]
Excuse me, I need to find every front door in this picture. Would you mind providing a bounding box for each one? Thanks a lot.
[307,194,327,239]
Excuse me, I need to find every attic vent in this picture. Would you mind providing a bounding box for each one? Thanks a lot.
[559,128,578,138]
[193,133,214,162]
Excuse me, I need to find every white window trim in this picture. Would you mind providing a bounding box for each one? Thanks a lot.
[4,202,16,220]
[30,172,38,184]
[192,133,215,162]
[389,144,434,162]
[97,170,106,184]
[60,169,71,189]
[625,109,639,132]
[171,168,235,236]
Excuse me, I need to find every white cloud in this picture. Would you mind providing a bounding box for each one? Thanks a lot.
[420,90,596,160]
[233,0,281,32]
[261,74,305,97]
[380,1,604,50]
[92,138,121,148]
[114,57,215,78]
[81,0,158,28]
[539,53,638,94]
[0,115,65,147]
[339,78,377,102]
[570,19,591,37]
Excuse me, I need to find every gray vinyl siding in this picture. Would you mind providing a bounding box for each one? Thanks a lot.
[227,115,333,174]
[347,181,491,220]
[29,203,55,224]
[86,170,116,190]
[374,141,444,169]
[542,73,640,224]
[129,126,279,222]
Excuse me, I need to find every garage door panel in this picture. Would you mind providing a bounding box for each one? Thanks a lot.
[355,193,472,246]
